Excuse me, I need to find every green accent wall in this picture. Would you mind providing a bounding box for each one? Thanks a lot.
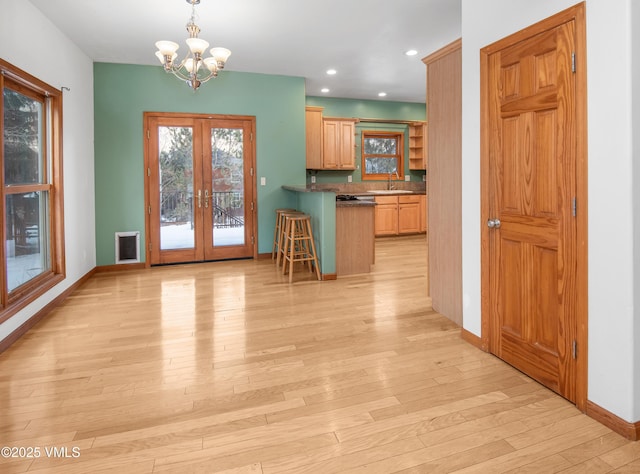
[295,191,336,275]
[94,63,304,265]
[93,65,427,266]
[305,97,427,185]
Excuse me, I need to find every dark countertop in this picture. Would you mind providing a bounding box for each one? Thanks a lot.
[281,185,338,193]
[282,185,425,196]
[336,200,376,208]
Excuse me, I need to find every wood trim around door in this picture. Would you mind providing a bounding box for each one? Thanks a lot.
[143,112,258,266]
[480,3,588,411]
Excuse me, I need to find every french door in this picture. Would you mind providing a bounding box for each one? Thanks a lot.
[144,113,256,265]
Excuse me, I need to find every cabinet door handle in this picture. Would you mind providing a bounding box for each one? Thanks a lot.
[197,190,202,208]
[204,190,209,209]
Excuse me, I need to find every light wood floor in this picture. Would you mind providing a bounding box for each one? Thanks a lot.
[1,235,638,473]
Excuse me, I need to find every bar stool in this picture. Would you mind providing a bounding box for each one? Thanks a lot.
[276,211,305,267]
[281,213,321,283]
[272,208,296,261]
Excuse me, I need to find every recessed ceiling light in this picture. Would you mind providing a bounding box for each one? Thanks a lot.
[321,88,330,93]
[326,69,337,75]
[378,92,387,97]
[405,49,418,56]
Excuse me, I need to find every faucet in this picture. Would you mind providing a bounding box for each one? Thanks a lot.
[388,170,400,190]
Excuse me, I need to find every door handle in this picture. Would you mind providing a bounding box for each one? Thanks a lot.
[204,190,209,208]
[487,218,501,229]
[197,190,202,208]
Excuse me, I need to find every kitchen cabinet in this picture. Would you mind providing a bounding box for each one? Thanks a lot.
[398,195,421,234]
[323,118,357,169]
[374,194,424,236]
[420,194,427,233]
[409,122,428,170]
[305,108,358,170]
[374,196,399,236]
[336,204,375,275]
[305,106,324,169]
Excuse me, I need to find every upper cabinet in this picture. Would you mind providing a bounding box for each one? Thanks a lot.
[322,118,357,170]
[408,122,428,170]
[305,106,324,169]
[305,106,358,170]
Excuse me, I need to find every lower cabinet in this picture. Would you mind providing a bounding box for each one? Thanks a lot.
[374,196,399,236]
[374,195,425,236]
[420,194,427,233]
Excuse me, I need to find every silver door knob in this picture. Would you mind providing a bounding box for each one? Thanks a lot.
[487,218,501,229]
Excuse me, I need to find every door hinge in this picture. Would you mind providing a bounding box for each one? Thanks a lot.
[250,167,254,176]
[571,52,576,73]
[147,129,150,139]
[148,205,151,215]
[251,235,255,245]
[572,197,577,217]
[572,339,577,359]
[250,201,254,211]
[149,242,152,251]
[147,167,151,177]
[250,132,253,142]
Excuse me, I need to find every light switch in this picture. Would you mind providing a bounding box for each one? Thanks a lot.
[260,177,266,186]
[347,175,352,183]
[405,175,411,182]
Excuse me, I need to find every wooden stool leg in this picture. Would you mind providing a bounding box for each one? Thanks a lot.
[287,219,297,283]
[281,217,291,276]
[271,215,279,260]
[273,209,294,261]
[276,214,287,267]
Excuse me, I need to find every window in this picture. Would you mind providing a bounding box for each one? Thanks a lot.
[361,131,404,180]
[0,59,65,322]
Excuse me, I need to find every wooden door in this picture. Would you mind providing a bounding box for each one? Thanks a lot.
[374,197,398,236]
[484,20,577,400]
[322,119,355,169]
[145,113,256,265]
[322,120,339,169]
[398,196,421,234]
[201,118,256,261]
[337,121,355,169]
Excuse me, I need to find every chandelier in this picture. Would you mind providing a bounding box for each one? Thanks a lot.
[155,0,231,91]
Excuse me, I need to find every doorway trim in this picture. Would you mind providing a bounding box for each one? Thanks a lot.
[479,3,588,411]
[143,111,258,266]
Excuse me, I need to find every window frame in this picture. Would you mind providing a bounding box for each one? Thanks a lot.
[0,59,65,323]
[360,130,405,181]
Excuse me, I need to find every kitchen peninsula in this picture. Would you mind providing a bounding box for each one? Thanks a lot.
[282,184,425,278]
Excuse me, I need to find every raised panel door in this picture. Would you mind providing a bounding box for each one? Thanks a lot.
[398,196,421,234]
[374,196,398,236]
[337,121,355,169]
[322,120,339,169]
[486,21,577,401]
[305,106,323,169]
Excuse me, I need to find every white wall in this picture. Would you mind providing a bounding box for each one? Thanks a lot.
[632,0,640,422]
[461,0,638,422]
[0,0,96,342]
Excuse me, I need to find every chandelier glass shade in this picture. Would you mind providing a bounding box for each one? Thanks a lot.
[155,0,231,91]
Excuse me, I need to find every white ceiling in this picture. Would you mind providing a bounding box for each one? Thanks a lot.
[29,0,461,103]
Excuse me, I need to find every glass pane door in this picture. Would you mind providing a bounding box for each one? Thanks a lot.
[158,126,195,250]
[210,127,245,248]
[146,113,255,265]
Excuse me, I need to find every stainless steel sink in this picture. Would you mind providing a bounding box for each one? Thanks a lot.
[367,189,414,194]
